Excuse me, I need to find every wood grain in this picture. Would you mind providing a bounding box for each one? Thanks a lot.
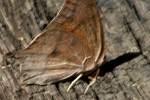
[0,0,150,100]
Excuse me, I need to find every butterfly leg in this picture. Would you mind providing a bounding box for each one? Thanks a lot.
[67,56,91,92]
[84,68,100,94]
[81,56,91,70]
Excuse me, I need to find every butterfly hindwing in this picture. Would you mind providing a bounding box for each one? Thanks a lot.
[15,0,105,85]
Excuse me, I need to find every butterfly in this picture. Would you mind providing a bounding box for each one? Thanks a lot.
[15,0,105,93]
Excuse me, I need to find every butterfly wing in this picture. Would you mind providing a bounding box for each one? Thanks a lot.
[15,0,105,85]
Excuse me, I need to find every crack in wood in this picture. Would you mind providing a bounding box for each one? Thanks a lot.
[125,0,142,21]
[122,16,149,62]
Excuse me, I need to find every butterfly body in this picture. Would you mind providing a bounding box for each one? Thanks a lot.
[15,0,105,86]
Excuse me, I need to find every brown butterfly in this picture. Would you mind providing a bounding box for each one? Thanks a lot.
[15,0,105,93]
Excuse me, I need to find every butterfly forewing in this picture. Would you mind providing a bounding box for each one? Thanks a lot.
[15,0,105,85]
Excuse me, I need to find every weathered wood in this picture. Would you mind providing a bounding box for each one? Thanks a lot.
[0,0,150,100]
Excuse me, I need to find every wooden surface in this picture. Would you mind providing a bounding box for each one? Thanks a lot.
[0,0,150,100]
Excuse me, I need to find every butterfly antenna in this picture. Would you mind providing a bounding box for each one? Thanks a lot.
[67,74,83,92]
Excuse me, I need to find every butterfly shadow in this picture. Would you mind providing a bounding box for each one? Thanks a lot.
[99,52,141,76]
[56,52,141,85]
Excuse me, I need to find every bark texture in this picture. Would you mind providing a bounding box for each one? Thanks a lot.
[0,0,150,100]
